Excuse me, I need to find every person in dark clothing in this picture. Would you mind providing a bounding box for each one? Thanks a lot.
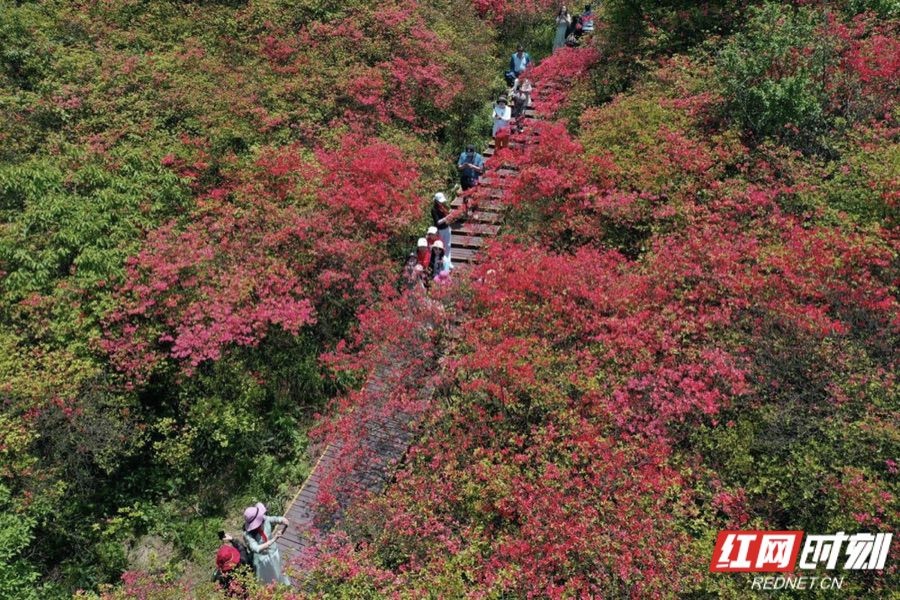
[457,145,485,191]
[428,240,446,280]
[219,531,253,571]
[511,87,528,132]
[581,4,595,35]
[212,532,253,597]
[566,13,579,38]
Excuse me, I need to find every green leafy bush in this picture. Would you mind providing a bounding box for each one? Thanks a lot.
[717,3,833,148]
[717,3,899,154]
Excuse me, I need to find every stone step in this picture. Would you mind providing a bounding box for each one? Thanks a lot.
[450,196,503,210]
[479,174,516,186]
[476,199,504,211]
[451,188,503,209]
[450,234,484,249]
[455,189,503,203]
[449,247,478,263]
[275,75,567,567]
[465,210,503,224]
[473,180,507,192]
[452,222,500,237]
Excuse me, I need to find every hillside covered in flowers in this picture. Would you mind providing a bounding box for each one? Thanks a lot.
[1,0,897,598]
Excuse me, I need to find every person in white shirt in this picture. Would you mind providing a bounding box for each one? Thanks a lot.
[512,77,533,108]
[492,96,512,149]
[431,193,453,270]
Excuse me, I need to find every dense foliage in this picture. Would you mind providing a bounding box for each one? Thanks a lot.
[1,0,504,596]
[2,0,897,598]
[294,2,898,598]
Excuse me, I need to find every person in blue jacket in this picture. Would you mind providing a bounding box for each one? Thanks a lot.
[506,45,530,86]
[457,145,484,190]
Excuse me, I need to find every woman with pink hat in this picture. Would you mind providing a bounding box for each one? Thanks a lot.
[242,502,291,585]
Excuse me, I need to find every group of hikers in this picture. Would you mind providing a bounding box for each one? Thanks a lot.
[401,5,598,284]
[409,194,454,287]
[402,191,454,288]
[212,502,291,595]
[405,18,601,287]
[210,14,599,592]
[405,43,541,287]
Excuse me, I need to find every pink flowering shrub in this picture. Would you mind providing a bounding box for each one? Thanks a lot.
[470,0,558,24]
[101,133,426,379]
[0,0,497,594]
[298,9,898,597]
[3,0,897,597]
[75,571,188,600]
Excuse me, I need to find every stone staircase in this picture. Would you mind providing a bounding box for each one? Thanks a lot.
[274,78,566,567]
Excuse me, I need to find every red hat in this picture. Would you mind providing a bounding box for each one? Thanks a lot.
[216,545,241,572]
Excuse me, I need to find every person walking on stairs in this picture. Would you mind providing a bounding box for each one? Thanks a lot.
[510,45,531,77]
[431,193,453,270]
[416,237,430,269]
[426,225,438,250]
[581,4,595,35]
[457,145,484,191]
[492,97,512,150]
[512,76,533,107]
[506,45,530,86]
[243,502,291,586]
[554,6,572,50]
[511,85,528,132]
[428,240,447,280]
